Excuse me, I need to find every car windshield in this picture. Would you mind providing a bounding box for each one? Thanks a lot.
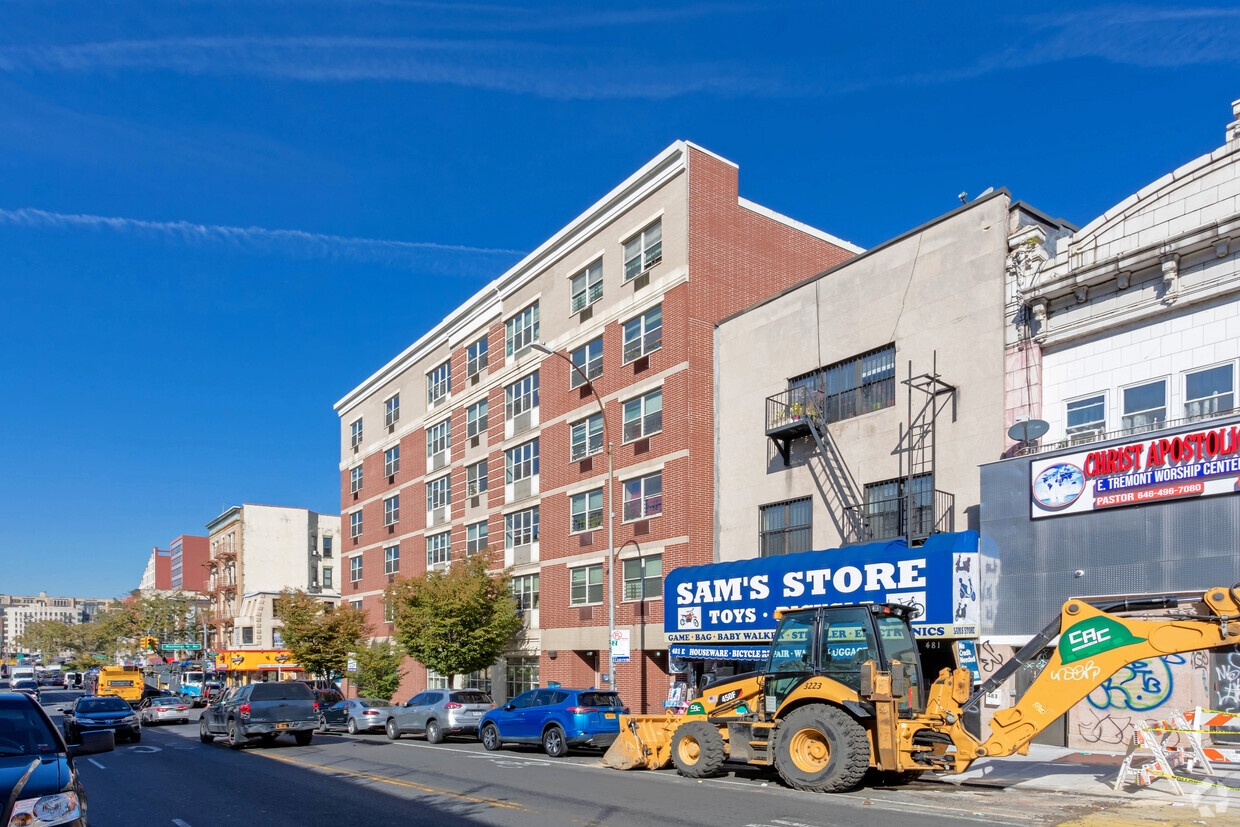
[0,703,61,757]
[359,698,394,708]
[77,698,131,713]
[577,692,623,708]
[185,672,204,682]
[450,692,491,705]
[14,681,38,690]
[250,683,314,701]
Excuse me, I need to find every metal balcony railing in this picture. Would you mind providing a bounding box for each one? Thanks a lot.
[766,381,897,436]
[846,489,954,543]
[1013,407,1239,457]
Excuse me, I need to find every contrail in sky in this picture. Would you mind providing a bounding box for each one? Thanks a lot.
[0,207,525,271]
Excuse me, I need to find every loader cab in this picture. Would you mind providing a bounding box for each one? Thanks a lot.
[763,604,925,715]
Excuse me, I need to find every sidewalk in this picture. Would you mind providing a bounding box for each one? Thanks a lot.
[921,743,1240,802]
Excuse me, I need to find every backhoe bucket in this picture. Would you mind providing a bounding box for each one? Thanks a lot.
[601,715,677,770]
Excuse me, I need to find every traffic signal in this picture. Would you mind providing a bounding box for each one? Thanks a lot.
[140,636,158,651]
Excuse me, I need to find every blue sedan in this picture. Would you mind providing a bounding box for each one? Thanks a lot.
[478,688,626,757]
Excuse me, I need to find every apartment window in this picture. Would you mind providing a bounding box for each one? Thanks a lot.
[427,361,451,406]
[349,511,362,539]
[465,669,492,693]
[505,303,539,357]
[384,596,395,623]
[570,337,603,389]
[466,460,489,497]
[467,336,489,377]
[570,488,604,533]
[505,439,539,484]
[350,599,362,611]
[427,475,451,510]
[350,466,363,494]
[623,555,662,601]
[1066,394,1106,440]
[349,556,362,582]
[1122,380,1167,433]
[467,399,489,438]
[622,388,662,442]
[506,657,539,699]
[623,471,663,521]
[385,394,400,427]
[791,345,896,424]
[760,498,813,557]
[384,545,400,575]
[570,414,604,461]
[466,521,488,555]
[864,475,932,541]
[623,219,662,281]
[426,531,451,567]
[570,564,604,606]
[1186,364,1234,420]
[427,669,450,691]
[323,567,333,588]
[570,260,603,313]
[511,574,539,613]
[350,418,363,448]
[427,418,451,456]
[323,536,333,558]
[622,305,662,363]
[505,372,539,420]
[384,495,400,526]
[505,507,539,548]
[240,627,254,646]
[384,446,400,477]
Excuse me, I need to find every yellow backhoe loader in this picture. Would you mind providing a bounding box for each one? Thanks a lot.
[602,584,1240,792]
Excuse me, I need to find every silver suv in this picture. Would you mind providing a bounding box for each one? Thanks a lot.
[384,689,494,743]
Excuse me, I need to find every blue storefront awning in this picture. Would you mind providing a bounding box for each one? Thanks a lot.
[669,644,769,662]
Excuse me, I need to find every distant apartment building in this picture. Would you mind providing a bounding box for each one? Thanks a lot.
[205,504,341,653]
[335,141,859,709]
[0,592,113,655]
[170,535,209,592]
[138,547,172,592]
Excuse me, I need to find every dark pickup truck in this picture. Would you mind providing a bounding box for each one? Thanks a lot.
[199,682,318,749]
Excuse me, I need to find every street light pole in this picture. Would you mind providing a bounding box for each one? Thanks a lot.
[532,342,616,698]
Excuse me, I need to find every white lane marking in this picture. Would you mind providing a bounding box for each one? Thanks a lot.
[173,819,192,827]
[87,759,105,769]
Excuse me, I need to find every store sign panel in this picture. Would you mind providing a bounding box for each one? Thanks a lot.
[664,532,978,643]
[1030,423,1240,519]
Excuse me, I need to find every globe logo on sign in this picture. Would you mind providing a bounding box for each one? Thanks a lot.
[1032,463,1086,509]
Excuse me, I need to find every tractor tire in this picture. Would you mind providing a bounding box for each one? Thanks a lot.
[670,721,726,778]
[772,704,869,793]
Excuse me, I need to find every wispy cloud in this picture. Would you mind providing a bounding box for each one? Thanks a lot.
[0,207,525,272]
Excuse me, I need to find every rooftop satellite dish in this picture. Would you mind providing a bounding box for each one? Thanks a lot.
[1008,419,1049,442]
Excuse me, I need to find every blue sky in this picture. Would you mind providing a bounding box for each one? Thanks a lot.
[1,1,1237,600]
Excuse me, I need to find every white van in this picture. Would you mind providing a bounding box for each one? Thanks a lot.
[10,666,36,683]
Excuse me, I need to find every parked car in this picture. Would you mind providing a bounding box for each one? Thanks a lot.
[0,692,113,826]
[385,689,493,743]
[137,693,192,725]
[478,688,625,757]
[199,682,317,749]
[313,689,343,709]
[61,695,143,743]
[11,680,40,703]
[319,698,394,734]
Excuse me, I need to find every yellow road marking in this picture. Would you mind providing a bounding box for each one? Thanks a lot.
[252,751,532,812]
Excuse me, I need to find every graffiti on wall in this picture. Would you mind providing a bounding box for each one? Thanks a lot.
[976,640,1004,675]
[1086,655,1184,712]
[1211,646,1240,745]
[1076,707,1133,746]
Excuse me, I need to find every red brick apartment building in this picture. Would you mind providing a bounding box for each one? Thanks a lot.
[334,142,858,710]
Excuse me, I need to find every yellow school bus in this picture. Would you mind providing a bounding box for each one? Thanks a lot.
[93,666,145,705]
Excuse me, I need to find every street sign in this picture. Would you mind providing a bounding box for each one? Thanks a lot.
[346,658,358,673]
[162,644,202,651]
[611,630,631,663]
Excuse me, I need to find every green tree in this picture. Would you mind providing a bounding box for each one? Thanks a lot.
[15,620,75,658]
[352,640,406,701]
[388,553,522,687]
[277,589,371,679]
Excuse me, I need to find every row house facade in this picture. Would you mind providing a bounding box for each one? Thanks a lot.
[335,141,859,710]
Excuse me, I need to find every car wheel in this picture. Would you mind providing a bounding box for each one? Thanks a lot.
[199,719,214,744]
[385,719,401,741]
[542,726,567,758]
[481,723,501,751]
[227,719,245,751]
[425,719,443,744]
[294,730,313,746]
[347,718,358,735]
[318,716,329,734]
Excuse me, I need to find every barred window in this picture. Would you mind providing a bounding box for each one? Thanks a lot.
[427,475,451,510]
[384,447,400,477]
[505,507,539,548]
[760,498,812,557]
[385,394,400,427]
[570,337,603,389]
[467,336,489,377]
[863,475,932,541]
[427,418,451,456]
[383,495,400,526]
[505,303,539,357]
[570,414,604,461]
[622,388,662,442]
[622,471,662,521]
[466,460,489,497]
[467,399,488,438]
[623,219,662,281]
[623,555,662,600]
[570,488,604,533]
[466,521,488,555]
[427,361,451,406]
[505,372,539,420]
[570,565,603,605]
[622,305,662,363]
[570,260,603,313]
[426,531,451,567]
[505,439,539,484]
[790,345,895,424]
[384,545,400,575]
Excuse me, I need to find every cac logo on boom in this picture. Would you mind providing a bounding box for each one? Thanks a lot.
[1059,617,1146,664]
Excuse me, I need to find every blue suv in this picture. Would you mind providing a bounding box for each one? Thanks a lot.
[478,688,625,757]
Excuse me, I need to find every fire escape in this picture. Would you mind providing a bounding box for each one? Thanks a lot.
[764,353,956,546]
